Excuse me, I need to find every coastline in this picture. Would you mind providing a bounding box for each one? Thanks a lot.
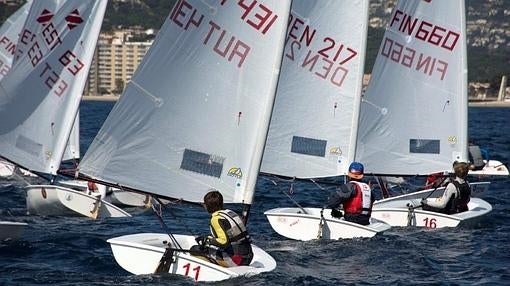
[468,101,510,107]
[82,95,119,102]
[82,95,510,107]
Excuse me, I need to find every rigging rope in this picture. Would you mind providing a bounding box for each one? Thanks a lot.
[151,197,187,250]
[266,176,309,214]
[407,203,416,227]
[10,167,32,186]
[316,208,325,239]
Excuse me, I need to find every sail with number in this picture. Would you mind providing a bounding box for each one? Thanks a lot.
[78,0,291,205]
[0,0,32,82]
[261,0,368,179]
[355,0,468,175]
[0,0,107,175]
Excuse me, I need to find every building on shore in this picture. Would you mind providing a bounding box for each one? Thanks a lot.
[85,27,153,97]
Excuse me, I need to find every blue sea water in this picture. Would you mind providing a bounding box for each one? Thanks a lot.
[1,102,509,285]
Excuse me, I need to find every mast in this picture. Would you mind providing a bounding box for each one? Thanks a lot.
[459,0,469,163]
[349,0,370,166]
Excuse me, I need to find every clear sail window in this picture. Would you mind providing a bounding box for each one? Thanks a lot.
[180,149,225,178]
[291,136,327,157]
[16,135,42,157]
[409,139,440,154]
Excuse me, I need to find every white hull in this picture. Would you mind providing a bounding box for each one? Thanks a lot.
[108,233,276,282]
[26,185,131,219]
[108,190,151,208]
[265,207,391,241]
[0,159,37,177]
[371,197,492,228]
[375,182,491,208]
[0,221,27,241]
[469,160,509,176]
[58,180,151,208]
[0,160,15,177]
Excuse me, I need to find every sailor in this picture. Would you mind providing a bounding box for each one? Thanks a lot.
[468,143,488,171]
[326,162,375,226]
[87,181,107,200]
[422,161,471,214]
[190,190,253,267]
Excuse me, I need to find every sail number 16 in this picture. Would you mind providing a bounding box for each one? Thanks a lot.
[423,217,437,228]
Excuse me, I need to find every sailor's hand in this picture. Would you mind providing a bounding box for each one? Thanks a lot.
[331,208,343,218]
[195,235,207,245]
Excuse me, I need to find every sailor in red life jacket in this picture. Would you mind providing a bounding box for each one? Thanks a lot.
[87,181,107,200]
[325,161,375,225]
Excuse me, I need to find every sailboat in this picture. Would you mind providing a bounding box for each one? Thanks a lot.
[0,0,129,219]
[0,0,32,179]
[70,0,291,281]
[261,0,391,241]
[356,0,492,228]
[0,0,33,241]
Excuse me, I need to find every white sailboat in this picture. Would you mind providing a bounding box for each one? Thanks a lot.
[261,0,390,241]
[74,0,291,281]
[468,159,509,176]
[0,0,129,219]
[356,0,492,228]
[0,0,32,241]
[0,0,32,179]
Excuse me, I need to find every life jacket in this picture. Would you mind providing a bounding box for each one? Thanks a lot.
[445,181,471,214]
[210,210,253,260]
[87,181,97,191]
[343,181,372,215]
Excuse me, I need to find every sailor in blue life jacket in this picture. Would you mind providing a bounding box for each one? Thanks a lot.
[421,161,471,215]
[189,190,253,267]
[326,162,375,226]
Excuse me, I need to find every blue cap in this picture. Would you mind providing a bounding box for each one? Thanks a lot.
[348,162,364,179]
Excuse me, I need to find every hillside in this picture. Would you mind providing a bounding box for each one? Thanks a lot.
[0,0,508,86]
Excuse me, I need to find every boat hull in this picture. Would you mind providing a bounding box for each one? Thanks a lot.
[107,233,276,282]
[375,182,491,208]
[58,180,151,208]
[26,185,131,219]
[264,207,391,241]
[371,197,492,228]
[468,160,509,176]
[0,221,27,241]
[0,160,15,177]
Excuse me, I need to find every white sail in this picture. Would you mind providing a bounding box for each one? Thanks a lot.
[261,0,369,178]
[0,0,32,82]
[62,112,80,162]
[356,0,468,175]
[0,0,107,175]
[79,0,291,204]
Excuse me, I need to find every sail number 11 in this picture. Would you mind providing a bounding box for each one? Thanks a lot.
[183,263,201,281]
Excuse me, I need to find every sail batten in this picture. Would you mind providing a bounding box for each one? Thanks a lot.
[79,0,292,204]
[355,0,468,175]
[261,0,370,179]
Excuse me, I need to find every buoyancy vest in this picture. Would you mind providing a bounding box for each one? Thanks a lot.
[446,181,471,214]
[343,181,372,215]
[210,210,251,248]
